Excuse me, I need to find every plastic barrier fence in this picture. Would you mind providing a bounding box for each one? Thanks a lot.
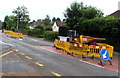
[3,30,23,38]
[54,39,114,58]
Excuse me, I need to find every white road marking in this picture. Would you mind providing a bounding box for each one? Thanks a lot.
[25,37,38,41]
[0,41,14,46]
[19,39,23,40]
[79,59,104,68]
[30,39,38,41]
[39,47,57,54]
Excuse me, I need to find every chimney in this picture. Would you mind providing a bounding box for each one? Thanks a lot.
[118,1,120,10]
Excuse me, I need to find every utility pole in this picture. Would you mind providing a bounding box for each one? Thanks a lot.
[16,15,19,32]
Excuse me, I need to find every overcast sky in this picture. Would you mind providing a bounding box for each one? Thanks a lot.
[0,0,120,22]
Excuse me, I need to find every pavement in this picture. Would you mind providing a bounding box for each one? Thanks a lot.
[0,33,119,77]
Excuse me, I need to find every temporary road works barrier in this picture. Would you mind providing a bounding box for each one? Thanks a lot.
[3,30,14,37]
[10,32,23,38]
[2,30,23,38]
[3,30,13,33]
[54,35,114,59]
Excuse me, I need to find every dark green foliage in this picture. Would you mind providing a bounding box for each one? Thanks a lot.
[64,2,104,30]
[44,31,58,41]
[28,25,44,38]
[44,26,52,31]
[42,15,51,26]
[28,24,52,38]
[77,17,120,51]
[28,29,44,38]
[3,15,17,30]
[12,5,30,30]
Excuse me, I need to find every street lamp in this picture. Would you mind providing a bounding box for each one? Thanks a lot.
[16,15,19,32]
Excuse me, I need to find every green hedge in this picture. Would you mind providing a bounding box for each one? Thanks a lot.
[75,17,120,51]
[28,29,44,38]
[44,31,58,41]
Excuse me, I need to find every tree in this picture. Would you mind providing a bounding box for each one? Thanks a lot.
[56,18,61,21]
[64,2,82,30]
[79,6,103,19]
[3,15,17,30]
[42,15,51,26]
[12,5,30,31]
[64,2,104,30]
[29,20,35,24]
[52,17,56,23]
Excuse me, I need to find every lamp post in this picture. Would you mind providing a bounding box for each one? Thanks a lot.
[16,15,19,32]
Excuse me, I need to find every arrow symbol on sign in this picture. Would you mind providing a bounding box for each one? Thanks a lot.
[103,50,107,58]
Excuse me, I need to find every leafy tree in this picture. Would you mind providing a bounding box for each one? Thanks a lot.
[64,2,81,30]
[12,5,30,30]
[64,2,104,30]
[44,26,52,31]
[29,20,35,24]
[52,17,56,23]
[3,16,9,29]
[42,15,51,26]
[56,18,61,21]
[3,15,16,30]
[79,6,103,19]
[63,19,66,22]
[34,24,44,30]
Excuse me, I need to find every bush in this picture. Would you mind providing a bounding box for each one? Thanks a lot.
[44,26,52,31]
[44,31,58,41]
[76,17,120,51]
[28,29,44,38]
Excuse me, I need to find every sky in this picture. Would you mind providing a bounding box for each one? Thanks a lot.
[0,0,120,22]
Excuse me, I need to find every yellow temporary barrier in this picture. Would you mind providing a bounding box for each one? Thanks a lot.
[3,30,13,33]
[3,30,23,38]
[10,32,23,38]
[54,35,114,58]
[3,30,14,37]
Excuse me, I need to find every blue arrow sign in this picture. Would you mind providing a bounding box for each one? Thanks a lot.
[100,49,109,60]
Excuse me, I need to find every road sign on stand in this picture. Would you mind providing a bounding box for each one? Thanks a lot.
[98,49,112,66]
[100,49,109,60]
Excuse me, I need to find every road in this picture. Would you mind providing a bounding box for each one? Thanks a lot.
[0,32,119,77]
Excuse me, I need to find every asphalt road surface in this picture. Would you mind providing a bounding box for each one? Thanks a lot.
[1,32,119,77]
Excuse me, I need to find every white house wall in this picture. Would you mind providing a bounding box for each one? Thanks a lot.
[52,22,59,31]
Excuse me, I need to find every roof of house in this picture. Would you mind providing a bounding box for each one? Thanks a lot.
[34,20,43,25]
[109,10,120,18]
[55,21,66,26]
[28,20,44,26]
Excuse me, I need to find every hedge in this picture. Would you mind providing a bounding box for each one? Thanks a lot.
[75,17,120,51]
[28,29,44,38]
[44,31,58,41]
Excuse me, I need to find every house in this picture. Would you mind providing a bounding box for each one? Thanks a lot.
[52,21,66,31]
[109,10,120,18]
[28,19,44,29]
[109,1,120,18]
